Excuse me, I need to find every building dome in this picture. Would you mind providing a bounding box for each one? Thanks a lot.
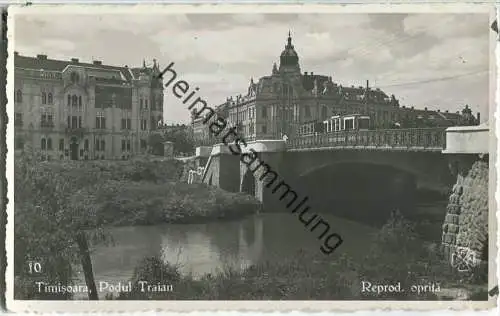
[279,31,299,68]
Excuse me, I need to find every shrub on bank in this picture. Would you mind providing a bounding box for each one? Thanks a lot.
[73,180,262,226]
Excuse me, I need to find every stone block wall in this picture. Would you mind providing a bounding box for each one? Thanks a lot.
[442,158,488,268]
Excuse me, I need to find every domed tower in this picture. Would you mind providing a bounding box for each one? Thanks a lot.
[279,31,301,74]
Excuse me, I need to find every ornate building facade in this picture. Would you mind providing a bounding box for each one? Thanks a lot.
[13,52,164,160]
[192,33,478,143]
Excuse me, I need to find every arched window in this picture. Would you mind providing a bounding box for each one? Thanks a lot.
[41,92,47,105]
[72,95,78,106]
[47,138,52,150]
[41,138,46,150]
[16,90,22,103]
[67,94,71,106]
[48,93,53,105]
[78,96,82,107]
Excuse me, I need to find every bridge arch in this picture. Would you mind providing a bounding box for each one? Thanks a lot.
[290,150,454,195]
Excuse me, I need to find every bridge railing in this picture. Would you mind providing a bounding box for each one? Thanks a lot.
[288,128,447,150]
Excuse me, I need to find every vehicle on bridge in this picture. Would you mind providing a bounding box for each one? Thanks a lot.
[298,114,371,136]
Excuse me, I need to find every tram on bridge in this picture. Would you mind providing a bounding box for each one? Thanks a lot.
[298,114,371,136]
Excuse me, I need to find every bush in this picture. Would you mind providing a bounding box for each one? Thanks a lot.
[74,181,261,226]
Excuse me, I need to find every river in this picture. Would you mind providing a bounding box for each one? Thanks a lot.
[73,203,446,299]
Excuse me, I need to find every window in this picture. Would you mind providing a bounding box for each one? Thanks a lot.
[96,112,105,129]
[145,99,148,109]
[15,113,22,127]
[79,96,82,107]
[121,140,126,151]
[141,119,147,130]
[101,140,105,151]
[67,116,70,128]
[41,138,46,150]
[321,106,327,118]
[344,119,354,130]
[262,124,267,134]
[127,140,131,151]
[71,72,79,83]
[78,116,82,128]
[72,116,78,129]
[305,105,311,118]
[140,98,143,109]
[48,93,53,105]
[47,138,52,150]
[15,89,22,103]
[84,139,89,150]
[95,139,100,151]
[15,138,24,150]
[59,139,64,151]
[140,139,147,149]
[72,95,78,106]
[42,92,47,105]
[67,94,71,106]
[261,107,267,119]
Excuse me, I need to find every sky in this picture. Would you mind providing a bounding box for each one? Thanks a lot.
[13,11,493,124]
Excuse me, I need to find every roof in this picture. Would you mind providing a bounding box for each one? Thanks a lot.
[14,53,136,82]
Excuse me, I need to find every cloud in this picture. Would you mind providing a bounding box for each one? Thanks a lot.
[403,13,489,39]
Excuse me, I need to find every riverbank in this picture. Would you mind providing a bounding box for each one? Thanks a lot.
[17,154,262,227]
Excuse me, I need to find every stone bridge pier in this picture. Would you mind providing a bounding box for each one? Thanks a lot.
[440,125,491,273]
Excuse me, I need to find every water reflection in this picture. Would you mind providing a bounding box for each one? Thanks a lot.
[76,212,380,295]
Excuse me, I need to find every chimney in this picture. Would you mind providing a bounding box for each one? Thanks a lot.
[366,79,369,90]
[71,58,79,63]
[424,107,428,111]
[437,109,440,112]
[14,51,19,56]
[93,60,102,65]
[445,110,449,113]
[311,72,314,76]
[402,105,406,109]
[304,72,308,75]
[411,106,414,110]
[477,112,481,124]
[37,54,47,60]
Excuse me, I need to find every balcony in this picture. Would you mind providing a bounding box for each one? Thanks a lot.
[40,121,55,129]
[65,127,88,138]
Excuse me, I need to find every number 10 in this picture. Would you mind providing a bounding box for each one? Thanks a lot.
[28,261,41,274]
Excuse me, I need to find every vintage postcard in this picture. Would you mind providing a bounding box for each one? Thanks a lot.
[4,3,498,313]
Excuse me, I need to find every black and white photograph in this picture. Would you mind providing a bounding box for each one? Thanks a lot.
[5,4,497,311]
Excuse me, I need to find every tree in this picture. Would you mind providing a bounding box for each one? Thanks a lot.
[148,133,165,156]
[14,154,109,300]
[162,126,195,155]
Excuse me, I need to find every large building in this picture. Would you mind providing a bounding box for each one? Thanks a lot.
[13,52,164,160]
[192,33,479,143]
